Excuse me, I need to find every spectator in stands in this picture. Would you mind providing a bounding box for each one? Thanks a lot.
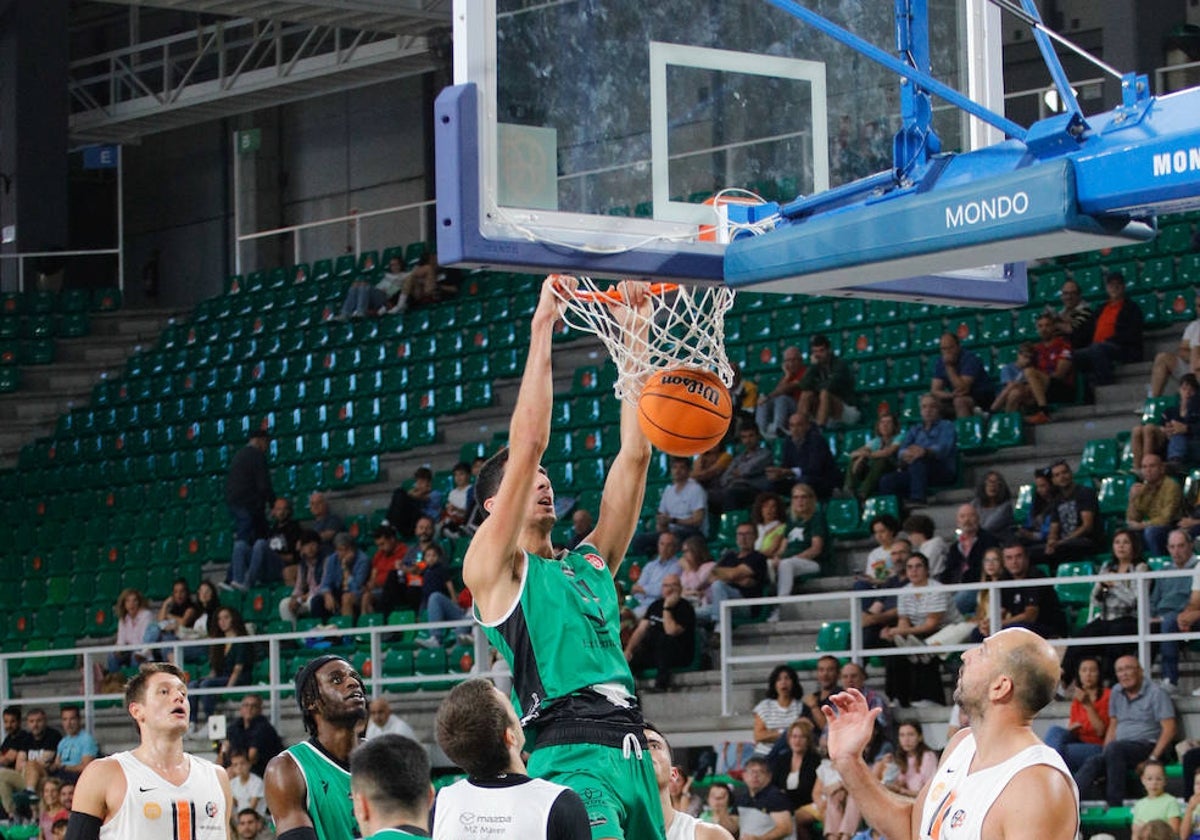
[767,412,840,499]
[756,345,807,439]
[942,503,997,594]
[1127,452,1184,556]
[624,574,697,691]
[337,262,393,319]
[877,393,957,505]
[972,470,1015,540]
[710,421,773,513]
[1132,761,1182,840]
[1132,374,1200,469]
[280,530,322,626]
[753,665,811,757]
[843,414,900,501]
[437,461,475,539]
[859,539,906,649]
[306,491,343,557]
[678,536,717,607]
[811,735,862,840]
[1148,288,1200,397]
[50,707,96,784]
[1045,458,1101,563]
[632,456,709,556]
[700,782,739,837]
[631,531,683,618]
[1052,278,1093,348]
[142,577,199,661]
[360,525,409,616]
[1172,554,1200,695]
[393,251,455,312]
[227,497,301,590]
[1021,312,1078,424]
[189,580,222,656]
[1183,763,1200,832]
[15,709,60,802]
[736,756,797,840]
[38,777,67,840]
[414,543,469,648]
[1016,467,1055,562]
[563,507,594,551]
[803,656,842,734]
[692,442,733,494]
[929,333,994,418]
[902,513,948,581]
[227,750,266,818]
[234,808,266,840]
[1062,528,1150,683]
[0,707,25,819]
[365,697,416,741]
[106,588,154,674]
[1073,654,1176,808]
[752,492,788,555]
[697,522,769,624]
[729,363,759,431]
[879,552,955,707]
[769,718,820,840]
[312,532,370,621]
[877,721,936,799]
[225,430,274,595]
[1043,656,1110,774]
[1073,271,1145,388]
[385,466,442,538]
[836,662,891,751]
[996,542,1066,640]
[962,547,1007,642]
[218,694,284,777]
[990,343,1035,415]
[768,484,831,617]
[859,514,902,586]
[189,606,254,730]
[1151,528,1197,693]
[797,334,860,429]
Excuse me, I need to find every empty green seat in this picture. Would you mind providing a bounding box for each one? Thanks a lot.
[1077,438,1119,477]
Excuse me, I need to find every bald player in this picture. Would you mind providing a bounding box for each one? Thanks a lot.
[824,627,1078,840]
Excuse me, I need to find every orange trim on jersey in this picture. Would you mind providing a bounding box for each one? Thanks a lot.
[927,789,957,840]
[173,800,195,840]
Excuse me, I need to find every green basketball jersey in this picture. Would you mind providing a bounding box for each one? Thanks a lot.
[286,740,360,840]
[479,543,635,725]
[365,828,428,839]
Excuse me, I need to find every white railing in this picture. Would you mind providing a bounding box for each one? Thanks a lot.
[0,248,123,294]
[718,565,1199,716]
[0,615,488,730]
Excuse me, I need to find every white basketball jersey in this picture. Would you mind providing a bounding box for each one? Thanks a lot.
[100,751,227,840]
[919,733,1078,840]
[667,811,701,840]
[432,776,569,840]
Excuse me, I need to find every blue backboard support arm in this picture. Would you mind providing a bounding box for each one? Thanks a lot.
[1019,0,1083,118]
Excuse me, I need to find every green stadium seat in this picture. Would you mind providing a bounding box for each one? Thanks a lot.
[825,497,865,538]
[815,621,850,654]
[0,366,20,393]
[1054,560,1096,606]
[985,412,1024,448]
[1077,438,1118,477]
[1097,474,1134,514]
[92,287,122,311]
[955,415,987,453]
[912,320,943,352]
[860,495,900,528]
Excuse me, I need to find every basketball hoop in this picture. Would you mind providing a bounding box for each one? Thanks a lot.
[549,275,736,403]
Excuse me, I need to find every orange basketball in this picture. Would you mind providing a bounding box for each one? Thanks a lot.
[637,368,732,456]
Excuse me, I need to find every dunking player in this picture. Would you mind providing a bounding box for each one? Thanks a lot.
[643,726,733,840]
[65,663,232,840]
[264,655,367,840]
[824,628,1078,840]
[349,734,432,839]
[464,277,663,839]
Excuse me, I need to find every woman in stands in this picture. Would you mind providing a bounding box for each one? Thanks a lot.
[189,606,255,730]
[752,665,810,757]
[188,580,222,663]
[1061,528,1149,682]
[141,577,199,661]
[1016,467,1055,562]
[1132,372,1200,469]
[105,589,154,675]
[678,536,716,607]
[769,718,820,840]
[966,547,1010,642]
[751,492,788,556]
[876,721,937,799]
[1042,656,1110,774]
[972,470,1016,540]
[843,413,900,500]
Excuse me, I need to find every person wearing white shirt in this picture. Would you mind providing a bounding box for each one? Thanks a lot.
[365,697,417,741]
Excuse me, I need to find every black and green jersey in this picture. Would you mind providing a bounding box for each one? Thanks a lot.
[285,740,360,840]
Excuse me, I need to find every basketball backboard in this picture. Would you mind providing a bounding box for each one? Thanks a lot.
[435,0,1040,305]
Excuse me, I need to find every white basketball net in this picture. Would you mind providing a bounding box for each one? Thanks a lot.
[548,275,736,403]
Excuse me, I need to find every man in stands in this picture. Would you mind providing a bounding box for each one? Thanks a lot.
[1045,459,1101,563]
[624,574,696,691]
[796,334,860,429]
[563,508,594,551]
[942,503,998,613]
[1126,452,1183,556]
[15,708,61,799]
[902,513,948,581]
[227,496,301,590]
[361,524,410,616]
[630,531,682,618]
[929,332,994,418]
[1018,312,1077,424]
[0,707,26,819]
[837,662,891,739]
[1052,277,1093,348]
[878,394,957,506]
[1074,271,1145,387]
[1148,288,1200,397]
[709,421,773,513]
[305,491,343,557]
[755,345,806,439]
[997,542,1066,639]
[825,628,1078,840]
[235,808,267,840]
[1073,654,1176,807]
[733,757,795,840]
[386,467,443,538]
[766,412,839,499]
[312,533,370,621]
[698,522,769,624]
[218,694,283,778]
[802,655,841,733]
[51,707,97,784]
[226,429,275,589]
[1151,529,1198,693]
[631,456,708,556]
[280,530,323,626]
[644,725,733,840]
[365,697,416,741]
[265,655,367,840]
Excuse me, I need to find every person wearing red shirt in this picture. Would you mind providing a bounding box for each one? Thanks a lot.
[1019,312,1077,424]
[361,525,411,616]
[1042,656,1111,773]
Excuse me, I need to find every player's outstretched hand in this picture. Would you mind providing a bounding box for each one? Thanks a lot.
[541,274,574,322]
[824,688,881,768]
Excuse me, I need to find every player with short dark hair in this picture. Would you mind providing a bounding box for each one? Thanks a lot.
[349,734,431,838]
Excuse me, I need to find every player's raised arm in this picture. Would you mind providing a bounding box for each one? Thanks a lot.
[586,280,653,573]
[464,276,564,621]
